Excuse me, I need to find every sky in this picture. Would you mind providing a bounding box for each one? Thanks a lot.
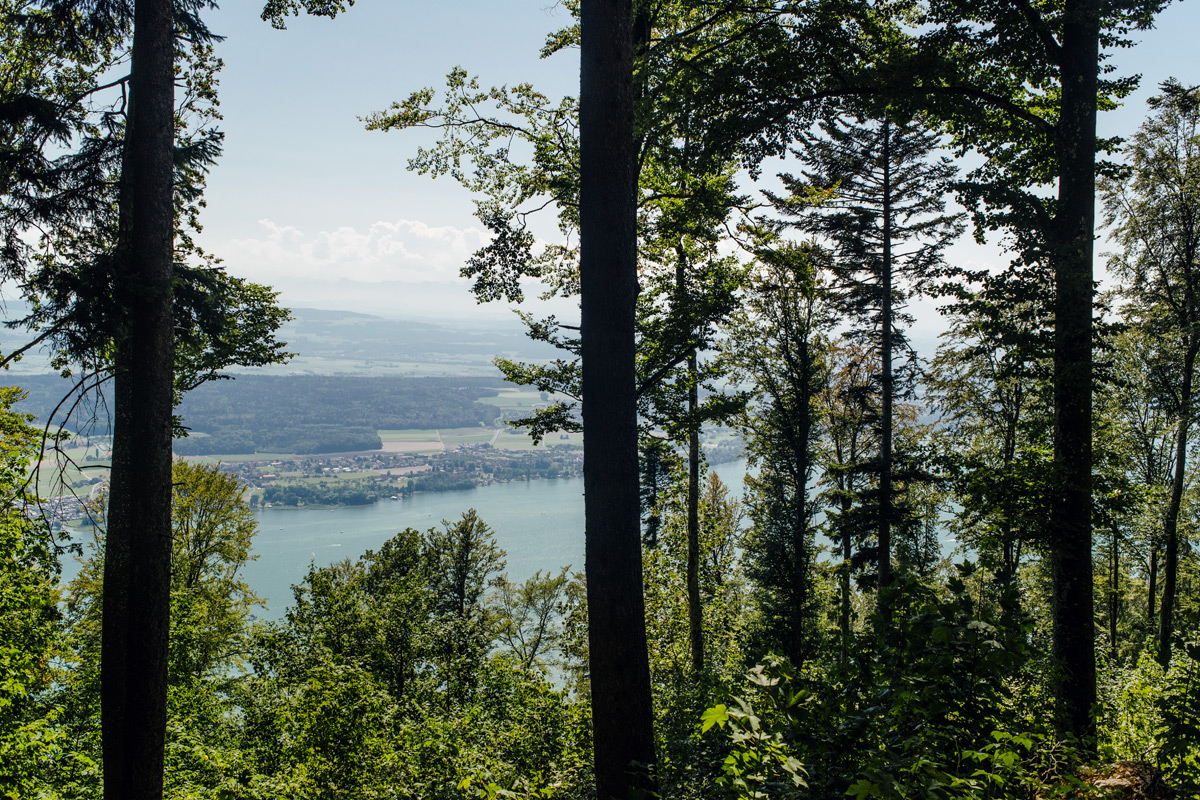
[192,1,1200,326]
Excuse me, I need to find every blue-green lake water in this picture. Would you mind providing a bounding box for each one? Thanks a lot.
[245,459,748,619]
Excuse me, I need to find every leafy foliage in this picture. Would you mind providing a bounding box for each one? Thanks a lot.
[0,388,65,797]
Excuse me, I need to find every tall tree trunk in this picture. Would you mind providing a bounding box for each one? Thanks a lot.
[1158,339,1196,665]
[1049,0,1099,743]
[789,330,815,667]
[1148,542,1158,623]
[101,0,176,797]
[687,349,704,672]
[580,0,657,796]
[878,119,894,601]
[1110,524,1119,663]
[840,490,852,668]
[1001,408,1019,585]
[790,466,809,666]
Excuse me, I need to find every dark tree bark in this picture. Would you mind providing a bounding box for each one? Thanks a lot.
[100,0,176,798]
[1109,524,1119,663]
[840,492,852,667]
[687,350,704,672]
[1148,543,1158,623]
[1159,340,1196,665]
[787,316,817,668]
[790,429,812,668]
[878,119,894,599]
[1048,0,1099,742]
[580,0,658,796]
[1000,399,1021,585]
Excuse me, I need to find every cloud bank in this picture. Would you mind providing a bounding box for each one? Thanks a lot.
[221,219,491,284]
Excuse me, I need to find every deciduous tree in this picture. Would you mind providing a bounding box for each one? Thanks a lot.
[0,388,62,797]
[1101,80,1200,666]
[579,1,658,794]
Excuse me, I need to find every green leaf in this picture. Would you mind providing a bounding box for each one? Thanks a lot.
[846,778,880,798]
[701,703,730,733]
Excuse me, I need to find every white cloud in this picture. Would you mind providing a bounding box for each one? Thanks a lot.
[220,218,491,284]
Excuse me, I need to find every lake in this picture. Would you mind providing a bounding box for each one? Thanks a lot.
[244,459,748,619]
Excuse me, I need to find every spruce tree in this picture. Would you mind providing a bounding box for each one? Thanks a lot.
[774,115,960,600]
[726,241,831,666]
[100,0,177,795]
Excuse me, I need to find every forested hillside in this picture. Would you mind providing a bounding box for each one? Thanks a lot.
[174,375,501,454]
[3,374,502,454]
[1,0,1199,799]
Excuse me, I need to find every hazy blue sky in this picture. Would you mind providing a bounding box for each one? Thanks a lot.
[194,1,1200,322]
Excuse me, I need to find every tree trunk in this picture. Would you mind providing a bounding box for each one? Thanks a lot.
[878,119,894,602]
[101,0,176,797]
[580,0,657,796]
[790,469,809,667]
[1110,524,1119,663]
[840,491,851,668]
[687,349,704,672]
[1158,338,1196,666]
[1001,404,1020,585]
[785,324,816,667]
[1148,542,1158,623]
[1049,0,1099,743]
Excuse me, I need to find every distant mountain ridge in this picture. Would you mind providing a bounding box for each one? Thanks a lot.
[1,305,560,378]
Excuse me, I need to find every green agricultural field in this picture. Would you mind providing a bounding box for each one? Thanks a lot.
[283,470,381,486]
[271,468,307,479]
[230,356,502,378]
[31,462,105,497]
[475,388,547,409]
[378,429,443,453]
[437,428,495,446]
[378,430,442,441]
[208,452,299,463]
[491,428,582,451]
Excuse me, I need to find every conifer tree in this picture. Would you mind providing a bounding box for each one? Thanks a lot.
[820,341,877,666]
[726,241,831,666]
[773,115,960,599]
[99,0,177,794]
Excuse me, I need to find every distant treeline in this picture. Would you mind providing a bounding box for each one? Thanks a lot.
[261,482,382,506]
[176,425,385,456]
[3,374,502,455]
